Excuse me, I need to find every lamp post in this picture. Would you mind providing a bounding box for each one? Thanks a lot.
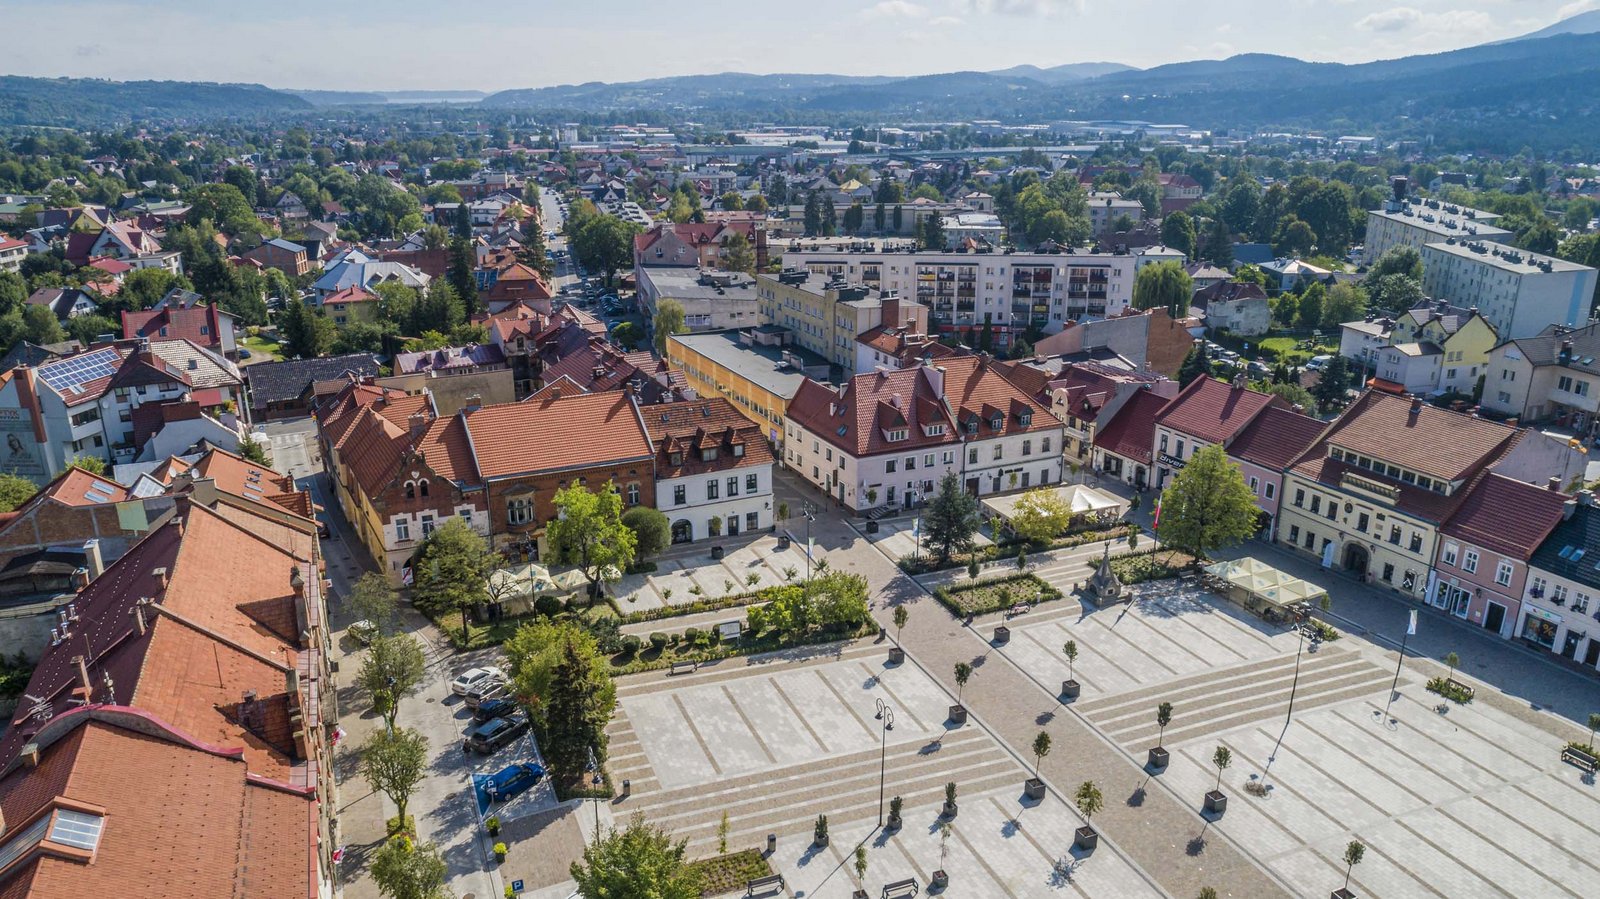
[585,746,602,844]
[803,502,817,584]
[874,698,895,827]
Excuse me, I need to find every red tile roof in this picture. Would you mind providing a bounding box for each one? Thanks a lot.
[121,303,230,349]
[321,285,379,305]
[647,397,774,478]
[1154,374,1280,444]
[787,367,956,458]
[1442,473,1569,559]
[1303,390,1520,483]
[1226,406,1327,472]
[42,467,130,507]
[1094,389,1170,464]
[188,447,312,517]
[464,391,652,479]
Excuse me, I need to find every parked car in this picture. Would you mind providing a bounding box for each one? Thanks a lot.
[451,666,506,696]
[464,713,531,754]
[1306,355,1333,371]
[464,679,509,710]
[238,348,253,360]
[473,697,518,723]
[483,762,545,802]
[1246,360,1271,376]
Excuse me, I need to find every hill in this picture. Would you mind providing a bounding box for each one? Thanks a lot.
[985,62,1136,84]
[1491,8,1600,44]
[0,75,310,126]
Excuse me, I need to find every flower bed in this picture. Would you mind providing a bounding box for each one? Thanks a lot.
[686,849,773,895]
[608,621,876,677]
[616,584,799,625]
[934,573,1063,616]
[1110,550,1197,585]
[899,524,1139,575]
[1426,676,1474,704]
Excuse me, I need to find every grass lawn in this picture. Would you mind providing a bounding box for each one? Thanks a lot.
[935,573,1063,616]
[239,335,284,364]
[1256,336,1337,365]
[687,849,773,896]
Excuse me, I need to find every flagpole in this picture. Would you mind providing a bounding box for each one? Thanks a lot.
[1379,609,1415,724]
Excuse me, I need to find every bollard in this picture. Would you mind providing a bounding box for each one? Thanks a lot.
[766,833,776,854]
[622,779,630,798]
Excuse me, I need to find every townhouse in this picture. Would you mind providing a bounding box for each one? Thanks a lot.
[1152,375,1284,492]
[1434,474,1567,639]
[994,358,1177,467]
[1523,497,1600,667]
[1366,301,1498,397]
[1481,322,1600,436]
[1090,389,1170,489]
[1223,406,1329,539]
[650,397,775,543]
[756,269,928,370]
[120,292,240,359]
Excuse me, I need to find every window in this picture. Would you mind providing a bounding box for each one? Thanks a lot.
[1382,563,1394,583]
[727,477,739,497]
[626,483,640,505]
[1289,525,1300,544]
[1249,476,1259,493]
[1389,525,1401,545]
[825,448,833,462]
[943,451,955,465]
[1443,543,1458,566]
[419,480,429,498]
[1303,529,1315,549]
[1293,488,1305,508]
[1023,439,1033,456]
[886,459,898,473]
[1159,434,1169,454]
[49,809,105,852]
[1311,496,1322,514]
[924,453,934,468]
[1265,482,1275,500]
[1576,593,1591,613]
[1357,512,1370,532]
[1409,534,1423,553]
[674,485,687,505]
[420,514,435,538]
[993,445,1003,460]
[1327,504,1338,522]
[1463,550,1478,573]
[1042,437,1051,453]
[905,456,916,471]
[405,482,416,500]
[507,496,533,526]
[746,473,758,492]
[395,518,411,541]
[968,448,978,464]
[1176,440,1186,459]
[1530,576,1547,598]
[1553,584,1570,606]
[1495,560,1513,587]
[707,479,719,500]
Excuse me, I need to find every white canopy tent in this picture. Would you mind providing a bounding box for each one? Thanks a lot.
[1204,558,1327,620]
[981,483,1130,523]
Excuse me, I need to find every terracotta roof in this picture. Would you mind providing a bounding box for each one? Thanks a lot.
[647,397,774,479]
[415,414,479,484]
[121,303,229,348]
[1093,389,1170,464]
[482,263,552,304]
[1226,406,1327,472]
[787,367,956,458]
[940,356,1058,438]
[1301,390,1520,483]
[1154,375,1280,444]
[188,447,311,516]
[1442,474,1568,560]
[464,391,652,480]
[41,467,130,507]
[320,285,379,305]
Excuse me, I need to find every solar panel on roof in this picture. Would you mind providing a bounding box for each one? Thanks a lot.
[83,487,114,504]
[37,348,120,395]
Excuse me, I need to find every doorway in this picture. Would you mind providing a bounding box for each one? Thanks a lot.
[1585,639,1600,669]
[1483,601,1506,635]
[1562,631,1583,660]
[671,520,693,544]
[1342,544,1370,575]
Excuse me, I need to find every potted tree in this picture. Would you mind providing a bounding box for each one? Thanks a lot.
[968,555,980,579]
[890,606,908,664]
[1205,745,1231,815]
[1149,702,1173,770]
[931,823,952,888]
[485,815,501,837]
[887,795,904,832]
[493,841,508,863]
[1333,840,1365,899]
[813,814,829,848]
[1073,781,1103,852]
[950,663,972,724]
[1061,640,1081,700]
[941,781,958,820]
[853,845,869,899]
[1026,731,1050,799]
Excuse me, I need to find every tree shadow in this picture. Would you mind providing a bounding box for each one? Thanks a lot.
[1127,785,1146,807]
[1036,709,1056,725]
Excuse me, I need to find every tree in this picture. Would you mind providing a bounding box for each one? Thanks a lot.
[1157,443,1260,562]
[1587,712,1600,751]
[446,238,476,306]
[924,473,979,564]
[1075,780,1103,824]
[571,814,703,899]
[953,662,972,705]
[1132,261,1194,317]
[1156,702,1173,748]
[842,201,865,236]
[547,480,636,603]
[1178,342,1211,387]
[361,727,428,830]
[412,517,499,641]
[348,572,399,634]
[64,313,116,347]
[419,281,464,334]
[1062,640,1078,681]
[1273,216,1317,258]
[920,214,947,250]
[1199,217,1234,267]
[1211,744,1231,791]
[621,506,669,563]
[803,190,823,236]
[1314,355,1352,411]
[236,432,272,466]
[1342,841,1366,893]
[370,837,449,899]
[721,232,756,274]
[892,604,909,643]
[66,454,106,475]
[357,634,427,731]
[1294,281,1326,332]
[1160,211,1197,258]
[611,321,644,350]
[1367,245,1423,281]
[278,298,335,359]
[1265,381,1316,410]
[0,474,38,513]
[544,636,619,780]
[1032,731,1052,776]
[1444,650,1460,682]
[1008,487,1075,544]
[653,299,687,355]
[571,215,640,287]
[1367,272,1423,312]
[21,305,64,345]
[1321,282,1367,330]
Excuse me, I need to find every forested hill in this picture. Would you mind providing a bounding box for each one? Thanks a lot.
[0,76,311,126]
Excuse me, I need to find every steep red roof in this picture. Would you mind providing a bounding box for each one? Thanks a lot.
[787,367,956,458]
[1155,374,1280,444]
[1300,390,1520,483]
[1227,406,1327,471]
[121,303,229,349]
[321,285,378,305]
[1093,389,1171,464]
[648,397,774,478]
[1442,473,1569,559]
[464,391,653,479]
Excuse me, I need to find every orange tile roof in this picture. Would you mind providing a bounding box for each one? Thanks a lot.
[1093,389,1170,464]
[465,391,653,479]
[416,414,480,484]
[1298,390,1520,483]
[1154,374,1280,445]
[39,467,130,507]
[188,447,310,516]
[647,397,774,478]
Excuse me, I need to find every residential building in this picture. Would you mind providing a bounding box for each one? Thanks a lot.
[996,361,1177,467]
[1523,497,1600,667]
[1189,281,1270,337]
[756,269,928,370]
[666,330,829,443]
[1085,192,1144,238]
[632,221,769,272]
[245,352,382,419]
[649,397,775,543]
[1258,258,1331,292]
[480,262,554,314]
[311,249,429,302]
[1030,308,1197,379]
[26,288,100,321]
[1362,196,1511,263]
[940,213,1005,248]
[1435,474,1567,639]
[385,344,514,414]
[637,267,762,334]
[242,237,311,277]
[321,285,382,326]
[120,294,240,359]
[784,248,1136,346]
[1481,322,1600,434]
[1420,239,1596,340]
[854,324,956,375]
[784,356,1062,511]
[0,236,27,273]
[1223,405,1327,539]
[1152,375,1284,491]
[1089,387,1170,488]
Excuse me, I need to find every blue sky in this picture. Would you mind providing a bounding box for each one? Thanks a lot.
[7,0,1596,91]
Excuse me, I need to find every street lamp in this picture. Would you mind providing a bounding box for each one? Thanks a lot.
[1261,612,1309,793]
[803,502,817,584]
[585,746,603,844]
[874,698,895,827]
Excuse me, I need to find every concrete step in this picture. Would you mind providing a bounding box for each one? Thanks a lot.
[614,639,883,698]
[1072,646,1349,717]
[1084,653,1372,731]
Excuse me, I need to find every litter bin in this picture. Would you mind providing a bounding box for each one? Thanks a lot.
[711,545,724,560]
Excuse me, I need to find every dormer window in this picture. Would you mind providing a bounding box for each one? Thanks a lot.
[670,452,684,465]
[701,448,718,461]
[1018,411,1032,426]
[990,415,1003,430]
[886,428,908,441]
[965,420,978,436]
[733,444,744,457]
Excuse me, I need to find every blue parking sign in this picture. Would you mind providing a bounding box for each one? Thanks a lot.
[512,880,524,891]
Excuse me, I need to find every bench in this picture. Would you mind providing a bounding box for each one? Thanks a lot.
[746,873,786,896]
[1563,746,1598,773]
[669,660,699,676]
[1007,602,1031,618]
[882,877,920,898]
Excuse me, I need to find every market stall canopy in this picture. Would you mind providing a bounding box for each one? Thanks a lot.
[1204,557,1327,609]
[981,484,1129,522]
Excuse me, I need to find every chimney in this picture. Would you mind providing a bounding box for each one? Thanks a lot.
[132,598,149,635]
[20,743,39,768]
[291,566,306,599]
[73,655,92,699]
[407,410,430,438]
[83,539,104,580]
[72,568,90,590]
[1410,396,1423,416]
[153,566,169,591]
[1232,373,1247,389]
[1550,476,1564,492]
[464,394,483,412]
[1582,490,1596,507]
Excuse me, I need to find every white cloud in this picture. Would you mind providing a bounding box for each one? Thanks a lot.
[860,0,927,19]
[929,15,965,26]
[1357,6,1423,32]
[1557,0,1600,19]
[965,0,1084,16]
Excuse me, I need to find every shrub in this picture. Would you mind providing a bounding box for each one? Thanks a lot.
[684,627,701,645]
[648,632,669,651]
[934,573,1063,616]
[1426,676,1474,704]
[533,595,562,617]
[620,635,642,656]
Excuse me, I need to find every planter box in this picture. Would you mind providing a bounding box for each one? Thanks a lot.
[814,833,829,848]
[1204,789,1228,815]
[886,814,902,832]
[949,704,968,725]
[711,545,724,560]
[1332,890,1356,899]
[1148,746,1170,770]
[941,800,958,820]
[993,625,1011,645]
[854,891,869,899]
[931,870,949,889]
[1062,679,1081,700]
[866,520,879,534]
[889,646,905,665]
[1074,825,1098,852]
[1024,777,1046,800]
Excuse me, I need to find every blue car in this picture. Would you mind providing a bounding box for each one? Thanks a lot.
[485,763,545,802]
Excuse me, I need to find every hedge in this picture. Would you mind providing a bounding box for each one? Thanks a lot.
[1110,550,1197,585]
[933,573,1063,616]
[608,621,876,677]
[616,583,800,625]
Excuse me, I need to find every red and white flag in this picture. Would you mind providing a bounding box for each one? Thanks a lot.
[1152,494,1163,529]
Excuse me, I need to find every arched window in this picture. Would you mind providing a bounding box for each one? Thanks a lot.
[404,482,415,500]
[419,480,430,498]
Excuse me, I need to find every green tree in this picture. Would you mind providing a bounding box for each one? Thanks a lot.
[547,480,636,603]
[361,727,428,830]
[277,298,335,359]
[0,474,38,513]
[370,837,449,899]
[1157,443,1261,562]
[1132,261,1194,317]
[1198,217,1234,267]
[1342,841,1366,893]
[911,183,943,202]
[621,506,670,563]
[721,232,756,274]
[1075,780,1103,824]
[66,454,106,475]
[1296,282,1326,332]
[419,281,465,334]
[446,238,476,307]
[1032,731,1052,776]
[236,432,272,466]
[348,571,400,634]
[572,216,640,287]
[357,634,427,731]
[921,214,946,250]
[21,305,64,345]
[505,619,600,727]
[544,635,618,780]
[1367,245,1423,281]
[842,201,865,236]
[1273,216,1317,258]
[653,299,687,355]
[1321,282,1367,330]
[64,313,116,347]
[1367,273,1423,313]
[924,473,979,564]
[571,814,703,899]
[611,321,644,350]
[1160,211,1197,257]
[412,517,500,642]
[1179,342,1211,387]
[1008,487,1075,544]
[1314,355,1352,411]
[1265,381,1316,410]
[803,190,823,236]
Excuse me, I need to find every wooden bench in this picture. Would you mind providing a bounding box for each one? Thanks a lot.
[669,660,698,676]
[1562,746,1598,773]
[881,878,919,898]
[746,873,786,896]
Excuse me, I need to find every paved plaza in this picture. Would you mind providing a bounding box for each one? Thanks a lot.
[609,532,804,612]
